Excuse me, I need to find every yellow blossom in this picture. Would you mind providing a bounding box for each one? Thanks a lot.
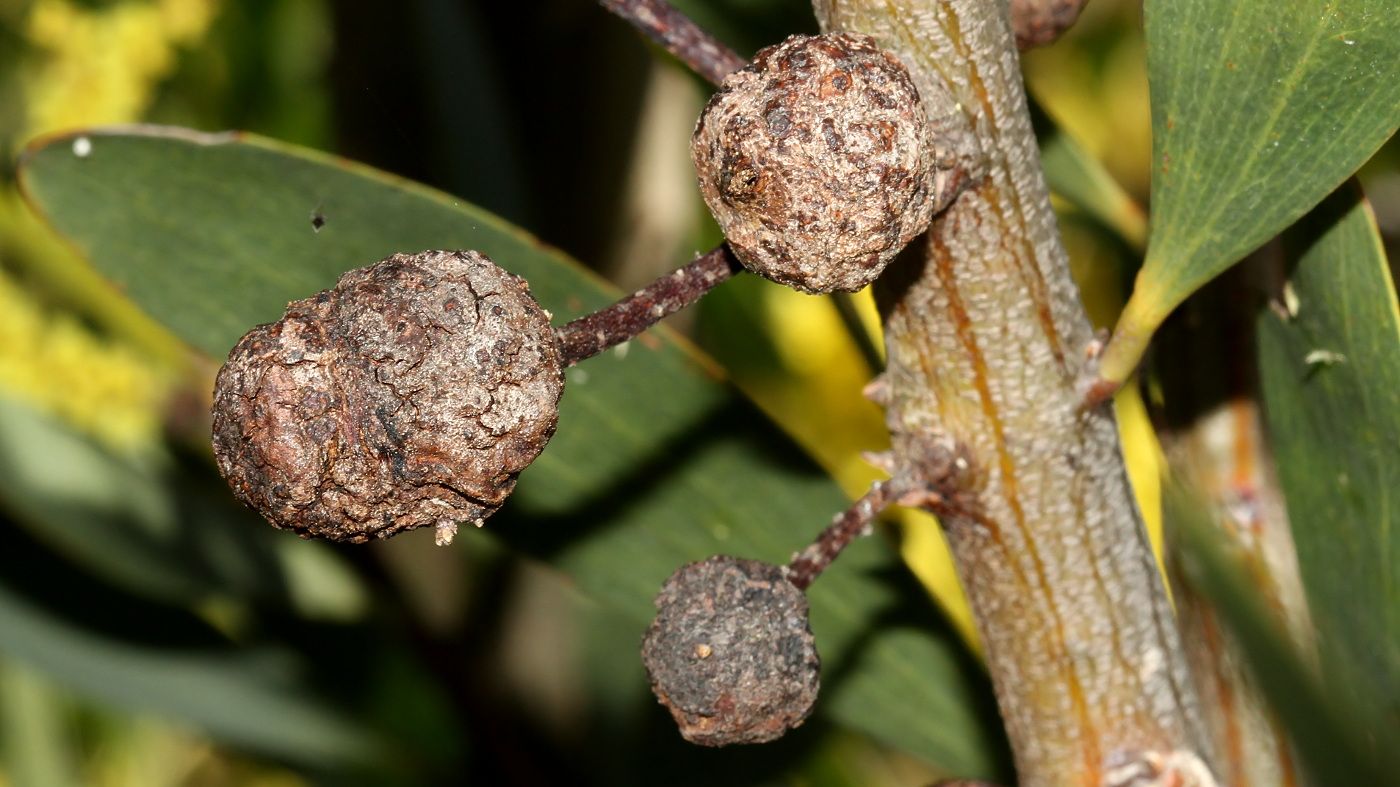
[23,0,220,135]
[2,0,221,453]
[0,269,170,456]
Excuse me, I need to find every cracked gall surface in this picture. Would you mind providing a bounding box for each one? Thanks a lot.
[211,249,563,542]
[692,33,936,294]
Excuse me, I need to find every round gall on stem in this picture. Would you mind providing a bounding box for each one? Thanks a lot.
[692,33,938,294]
[211,250,563,544]
[642,556,820,746]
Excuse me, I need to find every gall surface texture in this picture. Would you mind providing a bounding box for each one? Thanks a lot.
[642,556,821,746]
[212,249,562,542]
[692,33,936,293]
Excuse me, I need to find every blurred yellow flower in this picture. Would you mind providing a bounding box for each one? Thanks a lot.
[1,0,220,455]
[24,0,220,135]
[0,269,171,456]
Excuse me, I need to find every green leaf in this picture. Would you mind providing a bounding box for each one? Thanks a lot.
[1031,97,1147,252]
[1256,183,1399,748]
[0,571,381,767]
[0,395,367,621]
[0,661,80,787]
[17,126,1009,778]
[1166,485,1398,784]
[1099,0,1400,382]
[0,395,197,601]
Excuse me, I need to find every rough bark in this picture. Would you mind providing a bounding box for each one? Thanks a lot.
[811,1,1214,783]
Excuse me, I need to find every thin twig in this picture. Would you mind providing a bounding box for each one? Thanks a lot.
[554,245,742,366]
[786,479,897,590]
[599,0,746,86]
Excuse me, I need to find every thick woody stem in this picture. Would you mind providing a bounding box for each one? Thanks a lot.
[599,0,746,86]
[554,245,741,366]
[814,1,1212,784]
[786,479,896,590]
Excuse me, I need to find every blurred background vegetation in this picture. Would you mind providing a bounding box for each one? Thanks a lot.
[0,1,1394,785]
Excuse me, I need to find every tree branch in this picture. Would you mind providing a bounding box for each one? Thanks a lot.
[812,1,1214,783]
[554,245,741,366]
[786,479,895,590]
[599,0,746,86]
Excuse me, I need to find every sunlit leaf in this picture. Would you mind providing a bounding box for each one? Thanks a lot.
[1099,0,1400,382]
[0,661,79,787]
[18,126,1010,777]
[1032,97,1147,251]
[1256,183,1399,746]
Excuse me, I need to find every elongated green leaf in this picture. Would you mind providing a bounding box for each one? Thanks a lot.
[18,126,1009,777]
[1099,0,1399,382]
[0,574,381,766]
[1257,184,1399,746]
[0,395,367,621]
[0,661,80,787]
[1031,97,1147,252]
[0,396,194,600]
